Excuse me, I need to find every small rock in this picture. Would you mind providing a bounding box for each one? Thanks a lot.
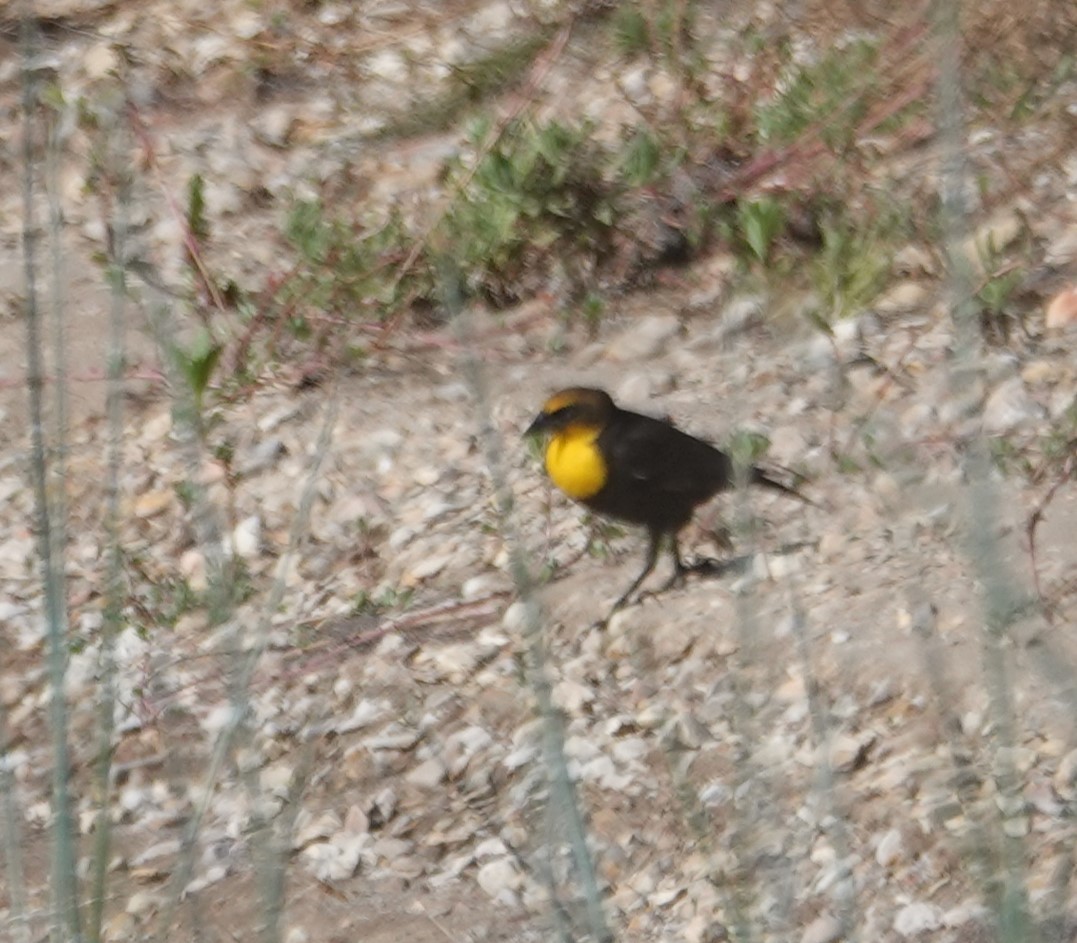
[183,863,229,895]
[768,424,807,464]
[963,212,1022,273]
[1045,287,1077,331]
[892,244,936,277]
[179,549,207,591]
[899,402,936,437]
[103,912,136,941]
[818,530,845,560]
[616,370,674,406]
[801,913,842,943]
[252,105,294,147]
[1045,228,1077,266]
[502,599,537,633]
[405,757,446,790]
[648,69,678,104]
[893,902,942,937]
[372,836,412,862]
[942,901,988,927]
[371,787,397,824]
[334,699,388,734]
[476,857,522,901]
[718,294,766,338]
[828,730,876,773]
[403,553,450,584]
[875,828,903,867]
[232,515,261,558]
[619,65,650,103]
[461,574,501,599]
[239,438,286,476]
[300,839,362,882]
[1002,816,1029,837]
[1025,780,1063,816]
[443,726,494,777]
[84,42,118,80]
[131,839,182,867]
[982,376,1044,434]
[605,314,681,362]
[124,890,161,917]
[134,490,173,519]
[294,811,342,848]
[876,281,929,316]
[1020,360,1059,385]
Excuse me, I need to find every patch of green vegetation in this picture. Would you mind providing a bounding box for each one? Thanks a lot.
[171,329,222,415]
[1042,397,1077,468]
[976,270,1023,321]
[972,52,1075,123]
[351,586,414,616]
[999,395,1077,481]
[585,515,627,561]
[727,429,772,470]
[618,127,663,187]
[735,196,786,265]
[611,1,701,77]
[755,39,878,147]
[810,206,896,320]
[441,117,622,304]
[281,200,430,328]
[577,292,606,335]
[989,435,1034,478]
[970,219,1033,340]
[280,115,685,327]
[612,6,650,58]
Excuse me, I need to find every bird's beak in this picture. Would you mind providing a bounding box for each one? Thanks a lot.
[524,412,551,438]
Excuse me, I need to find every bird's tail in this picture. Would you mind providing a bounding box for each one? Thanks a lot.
[750,467,819,508]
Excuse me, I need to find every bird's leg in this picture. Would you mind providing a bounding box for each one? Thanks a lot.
[607,530,660,617]
[659,537,690,591]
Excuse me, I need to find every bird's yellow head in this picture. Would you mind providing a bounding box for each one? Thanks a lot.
[524,388,614,501]
[523,387,615,438]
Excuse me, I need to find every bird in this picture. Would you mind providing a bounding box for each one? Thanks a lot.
[524,387,813,616]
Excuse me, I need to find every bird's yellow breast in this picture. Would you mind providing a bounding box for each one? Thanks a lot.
[545,425,607,500]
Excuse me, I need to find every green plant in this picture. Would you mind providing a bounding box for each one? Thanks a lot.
[1042,397,1077,468]
[171,329,222,415]
[186,173,209,242]
[619,128,663,187]
[442,118,621,304]
[351,585,414,616]
[976,270,1022,319]
[971,221,1032,339]
[735,196,786,265]
[810,209,892,319]
[584,516,626,561]
[755,39,878,147]
[612,1,697,66]
[726,428,772,470]
[612,6,650,57]
[281,200,430,328]
[577,292,606,335]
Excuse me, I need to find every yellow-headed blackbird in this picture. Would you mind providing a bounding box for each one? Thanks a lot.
[525,387,811,614]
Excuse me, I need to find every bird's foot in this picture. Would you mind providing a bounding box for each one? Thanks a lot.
[684,556,727,576]
[596,592,634,628]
